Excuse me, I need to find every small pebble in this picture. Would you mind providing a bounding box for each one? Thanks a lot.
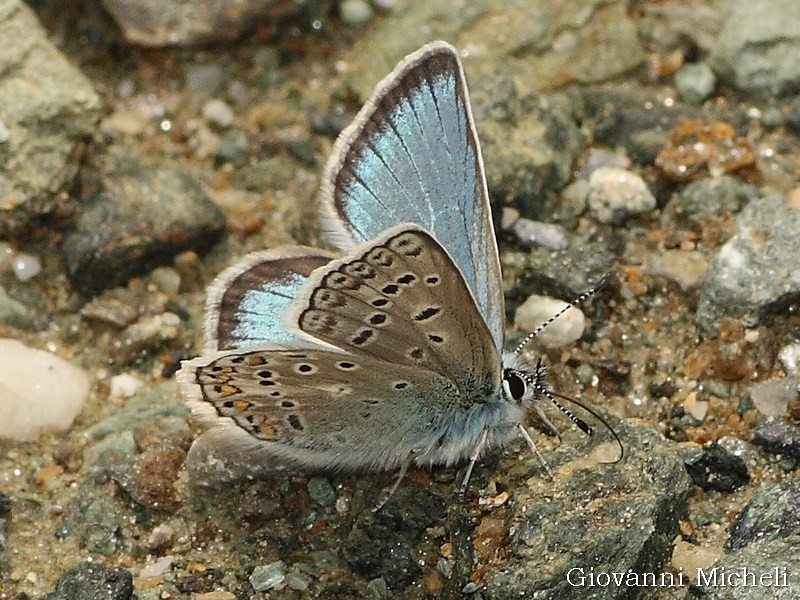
[340,0,373,26]
[587,166,655,223]
[514,295,585,348]
[674,63,716,105]
[202,98,234,129]
[581,149,630,178]
[0,119,9,143]
[511,218,569,250]
[150,266,182,296]
[250,561,287,592]
[139,555,174,578]
[778,343,800,374]
[109,373,144,399]
[307,477,336,506]
[671,540,724,580]
[366,577,390,599]
[748,376,800,418]
[12,252,42,282]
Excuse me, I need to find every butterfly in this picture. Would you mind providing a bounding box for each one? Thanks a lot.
[178,41,612,498]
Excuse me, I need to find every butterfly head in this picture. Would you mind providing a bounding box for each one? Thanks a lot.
[501,356,547,409]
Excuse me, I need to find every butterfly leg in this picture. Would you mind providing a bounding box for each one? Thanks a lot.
[517,423,554,480]
[459,428,489,494]
[373,454,414,512]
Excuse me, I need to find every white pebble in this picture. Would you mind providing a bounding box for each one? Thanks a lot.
[0,119,9,143]
[202,98,234,129]
[748,377,800,418]
[12,252,42,282]
[0,339,90,441]
[587,166,655,223]
[514,295,585,348]
[778,342,800,375]
[109,373,143,399]
[340,0,373,25]
[150,266,181,296]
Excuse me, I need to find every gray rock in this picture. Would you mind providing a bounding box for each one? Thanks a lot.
[0,285,33,328]
[249,560,286,592]
[511,241,614,302]
[695,194,800,332]
[668,175,759,226]
[692,536,798,599]
[58,496,124,556]
[42,561,134,600]
[62,161,225,295]
[482,422,693,598]
[101,0,293,47]
[674,62,716,105]
[0,0,100,237]
[710,0,800,96]
[727,479,800,550]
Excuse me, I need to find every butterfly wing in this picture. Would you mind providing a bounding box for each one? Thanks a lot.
[180,226,507,473]
[289,225,501,392]
[204,247,336,351]
[180,346,497,472]
[320,41,504,352]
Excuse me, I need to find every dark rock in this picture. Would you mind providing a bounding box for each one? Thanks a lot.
[695,194,800,333]
[683,443,750,492]
[342,488,445,591]
[42,561,134,600]
[62,163,225,295]
[727,479,800,551]
[751,419,800,459]
[583,88,699,166]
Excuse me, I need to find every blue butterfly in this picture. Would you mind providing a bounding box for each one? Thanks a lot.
[179,41,612,495]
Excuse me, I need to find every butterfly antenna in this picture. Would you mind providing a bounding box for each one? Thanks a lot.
[544,387,624,463]
[513,273,610,356]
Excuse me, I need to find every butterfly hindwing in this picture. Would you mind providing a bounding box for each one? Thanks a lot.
[319,42,504,352]
[181,346,493,472]
[204,247,336,351]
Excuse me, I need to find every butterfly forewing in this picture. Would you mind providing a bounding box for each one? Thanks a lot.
[320,42,504,352]
[290,226,501,391]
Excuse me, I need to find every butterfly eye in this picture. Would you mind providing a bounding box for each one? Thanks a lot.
[503,369,527,401]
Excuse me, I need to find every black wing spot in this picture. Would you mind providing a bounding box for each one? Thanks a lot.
[338,361,356,370]
[414,306,441,321]
[369,313,387,325]
[409,348,424,360]
[372,298,389,307]
[394,381,409,390]
[425,275,440,285]
[288,414,304,431]
[382,284,399,295]
[397,273,416,285]
[428,334,444,343]
[352,329,374,345]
